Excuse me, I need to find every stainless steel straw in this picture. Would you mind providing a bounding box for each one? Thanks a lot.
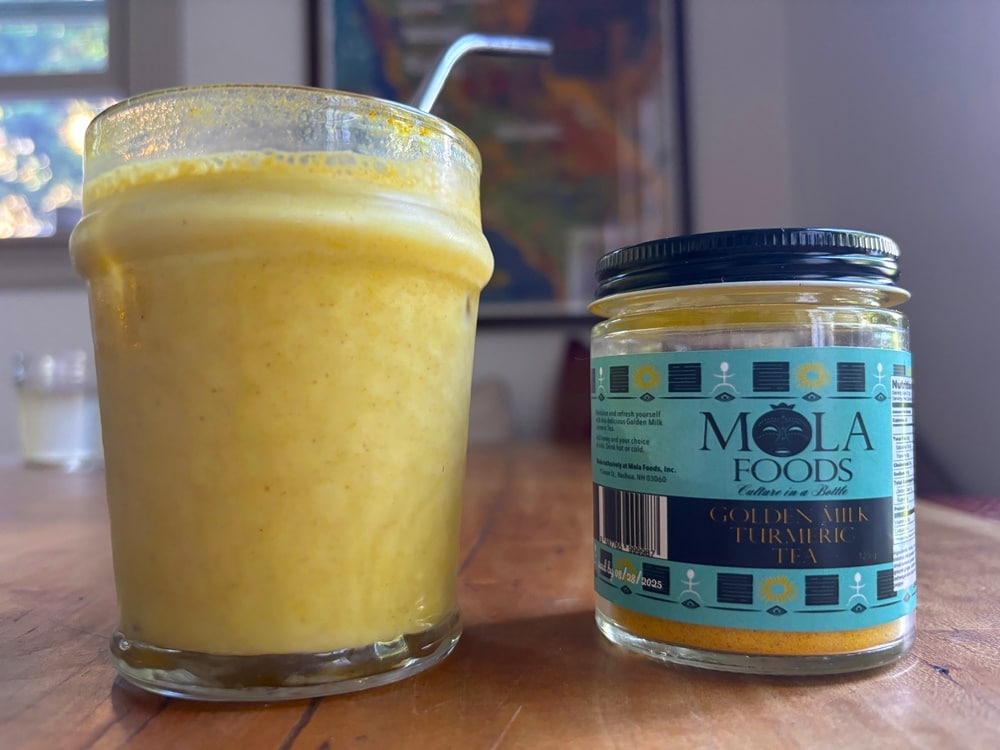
[411,34,553,114]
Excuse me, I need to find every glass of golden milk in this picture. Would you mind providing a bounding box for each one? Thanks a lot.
[70,85,493,700]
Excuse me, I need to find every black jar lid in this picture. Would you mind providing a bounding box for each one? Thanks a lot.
[594,228,901,299]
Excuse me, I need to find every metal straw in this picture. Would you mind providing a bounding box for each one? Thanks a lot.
[411,34,553,114]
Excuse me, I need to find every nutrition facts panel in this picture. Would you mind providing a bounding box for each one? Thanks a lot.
[891,368,916,592]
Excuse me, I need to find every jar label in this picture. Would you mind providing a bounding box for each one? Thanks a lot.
[591,347,915,632]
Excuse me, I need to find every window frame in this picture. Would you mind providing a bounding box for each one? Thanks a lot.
[0,0,130,289]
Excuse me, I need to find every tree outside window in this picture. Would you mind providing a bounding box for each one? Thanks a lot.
[0,0,121,240]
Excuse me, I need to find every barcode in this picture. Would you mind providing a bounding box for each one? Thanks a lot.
[594,485,668,559]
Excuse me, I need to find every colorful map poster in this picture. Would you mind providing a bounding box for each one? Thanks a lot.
[314,0,688,319]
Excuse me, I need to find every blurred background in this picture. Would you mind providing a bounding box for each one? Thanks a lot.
[0,0,996,494]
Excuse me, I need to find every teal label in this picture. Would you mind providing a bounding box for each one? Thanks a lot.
[591,347,916,632]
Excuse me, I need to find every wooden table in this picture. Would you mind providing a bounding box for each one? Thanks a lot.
[2,445,998,749]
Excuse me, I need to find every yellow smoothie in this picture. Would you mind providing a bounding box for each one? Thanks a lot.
[71,149,493,656]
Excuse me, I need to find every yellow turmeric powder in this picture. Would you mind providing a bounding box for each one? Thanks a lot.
[598,599,910,657]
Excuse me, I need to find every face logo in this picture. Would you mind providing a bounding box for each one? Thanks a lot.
[752,403,812,457]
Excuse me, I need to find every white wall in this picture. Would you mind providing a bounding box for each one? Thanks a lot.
[3,0,999,491]
[178,0,307,86]
[472,326,590,439]
[686,0,797,229]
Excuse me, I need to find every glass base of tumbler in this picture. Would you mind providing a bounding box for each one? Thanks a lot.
[110,611,461,701]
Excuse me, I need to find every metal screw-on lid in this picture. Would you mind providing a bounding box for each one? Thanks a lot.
[594,228,901,299]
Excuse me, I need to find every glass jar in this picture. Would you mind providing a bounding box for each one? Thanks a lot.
[13,350,103,471]
[589,228,915,675]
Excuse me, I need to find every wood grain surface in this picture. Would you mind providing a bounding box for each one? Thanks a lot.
[1,446,998,749]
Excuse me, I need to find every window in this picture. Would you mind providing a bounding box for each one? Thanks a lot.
[0,0,127,285]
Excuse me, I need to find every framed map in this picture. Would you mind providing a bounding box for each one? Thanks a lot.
[310,0,691,323]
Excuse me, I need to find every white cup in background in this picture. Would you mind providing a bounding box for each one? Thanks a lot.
[12,350,103,471]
